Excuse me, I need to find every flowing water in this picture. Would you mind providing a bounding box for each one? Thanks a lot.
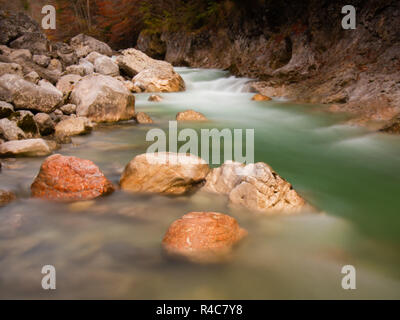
[0,68,399,299]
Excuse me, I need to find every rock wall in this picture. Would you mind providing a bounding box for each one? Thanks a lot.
[137,0,400,127]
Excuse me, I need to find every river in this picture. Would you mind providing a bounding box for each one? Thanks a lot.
[0,68,399,299]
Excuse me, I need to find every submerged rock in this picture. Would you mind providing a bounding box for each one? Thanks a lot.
[176,109,208,121]
[120,152,209,195]
[0,189,16,207]
[55,116,93,136]
[0,74,62,113]
[162,211,247,263]
[251,94,272,101]
[134,112,153,124]
[0,138,52,157]
[31,154,115,202]
[203,161,306,214]
[70,74,135,123]
[379,114,400,134]
[148,94,163,102]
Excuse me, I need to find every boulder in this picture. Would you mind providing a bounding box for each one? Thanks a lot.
[134,112,153,124]
[47,59,63,73]
[33,55,51,68]
[9,110,40,138]
[0,101,14,118]
[9,32,48,55]
[148,94,163,102]
[251,94,272,101]
[203,161,306,214]
[65,64,86,76]
[70,34,113,58]
[53,42,78,66]
[0,74,62,113]
[94,56,119,76]
[176,109,208,121]
[24,71,40,84]
[34,113,55,136]
[0,62,23,77]
[56,74,82,96]
[49,109,64,123]
[0,118,25,141]
[9,49,32,61]
[31,154,115,201]
[78,59,94,75]
[70,74,135,123]
[162,211,247,263]
[120,152,209,195]
[133,67,185,93]
[85,51,103,64]
[60,104,77,115]
[0,189,16,207]
[0,139,52,157]
[116,48,169,76]
[55,116,93,136]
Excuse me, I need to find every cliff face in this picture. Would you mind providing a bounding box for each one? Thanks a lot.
[137,0,400,127]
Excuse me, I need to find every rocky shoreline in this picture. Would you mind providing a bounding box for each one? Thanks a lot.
[0,10,313,263]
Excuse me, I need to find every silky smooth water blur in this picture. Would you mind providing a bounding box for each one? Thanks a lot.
[0,68,399,299]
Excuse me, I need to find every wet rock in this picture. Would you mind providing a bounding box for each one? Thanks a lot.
[0,118,25,141]
[24,71,40,84]
[33,55,51,68]
[251,94,272,101]
[70,34,113,58]
[60,104,77,115]
[70,74,135,123]
[0,62,23,77]
[0,189,16,207]
[133,67,185,93]
[94,56,119,76]
[134,112,153,124]
[379,114,400,134]
[203,161,306,214]
[55,116,93,136]
[56,74,82,96]
[120,152,209,195]
[0,101,14,118]
[9,110,40,138]
[0,138,52,157]
[162,211,247,263]
[34,113,55,136]
[176,109,208,121]
[31,154,115,201]
[0,74,62,113]
[148,94,163,102]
